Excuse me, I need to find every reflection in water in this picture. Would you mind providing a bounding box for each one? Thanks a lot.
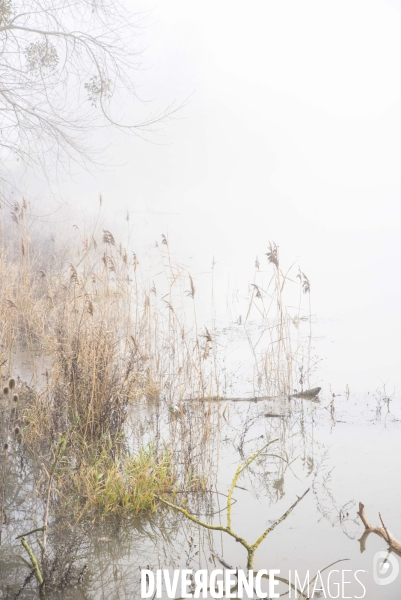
[1,391,400,598]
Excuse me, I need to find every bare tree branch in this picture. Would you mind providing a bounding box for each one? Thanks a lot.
[358,502,401,555]
[0,0,178,187]
[156,440,310,570]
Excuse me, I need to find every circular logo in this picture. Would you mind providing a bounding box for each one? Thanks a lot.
[373,551,400,586]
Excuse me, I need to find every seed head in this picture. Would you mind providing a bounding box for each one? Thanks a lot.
[3,443,8,451]
[9,378,16,390]
[3,387,9,395]
[15,427,20,435]
[13,394,18,402]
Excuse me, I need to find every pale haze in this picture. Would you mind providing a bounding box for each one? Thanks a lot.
[31,0,401,392]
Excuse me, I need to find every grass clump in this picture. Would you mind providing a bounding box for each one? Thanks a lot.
[59,442,175,519]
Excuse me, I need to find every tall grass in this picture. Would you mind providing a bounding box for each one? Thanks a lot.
[0,198,313,520]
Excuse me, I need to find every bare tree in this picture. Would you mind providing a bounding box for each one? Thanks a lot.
[0,0,173,190]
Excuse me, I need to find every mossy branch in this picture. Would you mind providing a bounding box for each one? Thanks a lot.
[157,439,309,569]
[251,487,310,553]
[227,440,278,531]
[20,537,43,586]
[155,495,252,552]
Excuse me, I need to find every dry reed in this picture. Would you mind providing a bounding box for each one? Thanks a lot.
[0,199,313,525]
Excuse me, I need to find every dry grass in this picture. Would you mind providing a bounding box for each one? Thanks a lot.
[0,198,313,522]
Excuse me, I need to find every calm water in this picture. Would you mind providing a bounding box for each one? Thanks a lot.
[1,390,400,599]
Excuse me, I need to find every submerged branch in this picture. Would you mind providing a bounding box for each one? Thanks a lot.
[155,495,252,553]
[252,487,310,551]
[227,440,278,530]
[358,502,401,555]
[157,440,309,569]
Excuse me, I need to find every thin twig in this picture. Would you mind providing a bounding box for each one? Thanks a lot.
[379,512,391,545]
[16,526,45,540]
[43,437,66,554]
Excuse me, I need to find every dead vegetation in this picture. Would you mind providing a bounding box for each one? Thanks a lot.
[0,197,313,476]
[0,199,317,596]
[358,502,401,555]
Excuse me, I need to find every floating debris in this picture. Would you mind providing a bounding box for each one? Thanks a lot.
[291,387,321,398]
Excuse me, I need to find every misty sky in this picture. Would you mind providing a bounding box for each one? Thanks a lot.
[27,0,401,392]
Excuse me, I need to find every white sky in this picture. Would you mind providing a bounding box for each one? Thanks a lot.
[30,0,401,391]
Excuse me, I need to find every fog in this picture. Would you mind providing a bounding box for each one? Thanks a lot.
[23,0,401,392]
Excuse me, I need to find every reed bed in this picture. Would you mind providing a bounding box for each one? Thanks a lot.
[0,197,316,598]
[0,198,313,524]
